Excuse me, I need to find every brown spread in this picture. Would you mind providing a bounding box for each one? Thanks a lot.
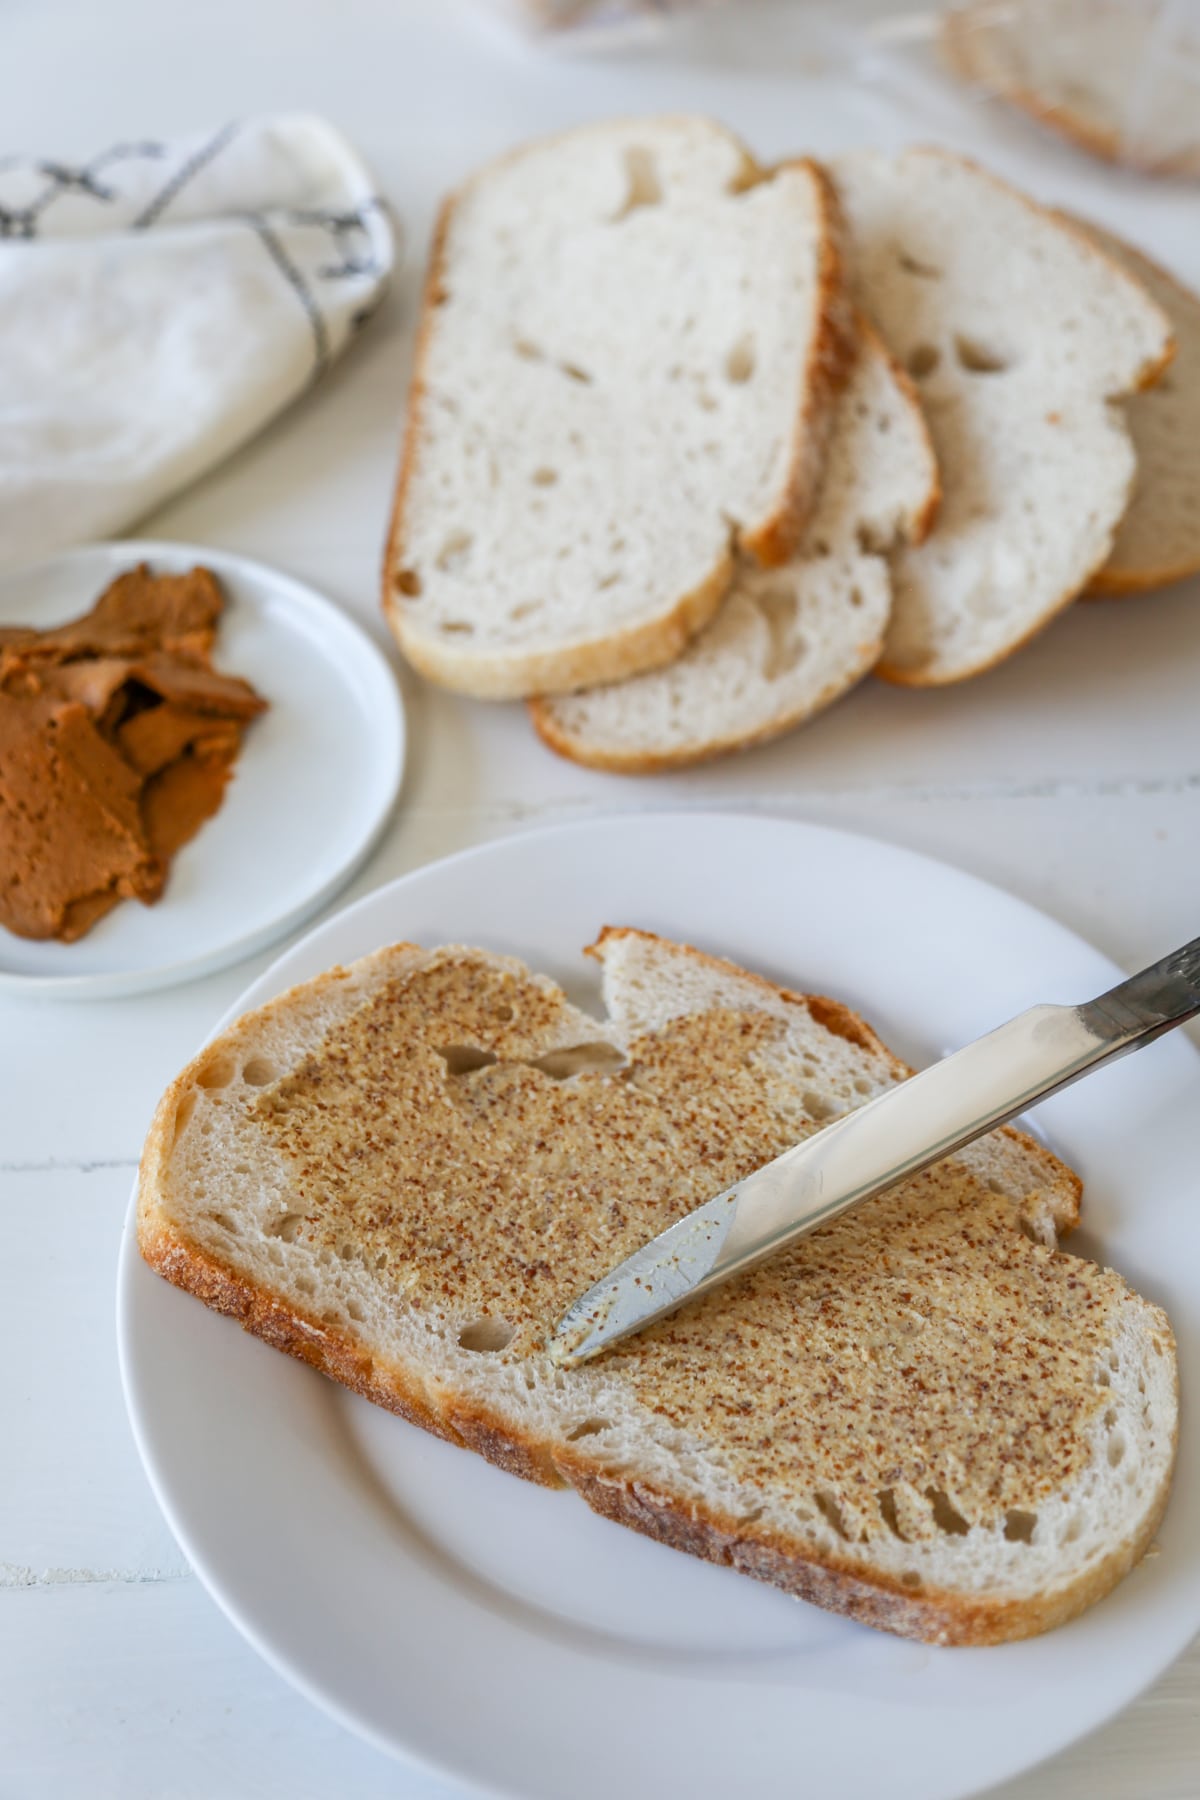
[252,954,1127,1540]
[0,564,265,942]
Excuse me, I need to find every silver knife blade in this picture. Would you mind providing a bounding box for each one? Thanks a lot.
[550,934,1200,1367]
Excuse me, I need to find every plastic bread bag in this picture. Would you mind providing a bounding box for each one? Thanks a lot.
[937,0,1200,177]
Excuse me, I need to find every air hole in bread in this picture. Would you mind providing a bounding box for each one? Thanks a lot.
[205,1210,239,1236]
[436,530,473,572]
[395,569,423,598]
[266,1211,304,1243]
[926,1488,971,1536]
[346,1299,365,1323]
[567,1417,612,1440]
[877,1488,905,1539]
[1108,1434,1126,1469]
[514,337,544,362]
[439,1044,499,1076]
[725,336,756,384]
[197,1057,236,1090]
[1062,1514,1084,1545]
[900,1570,923,1589]
[440,621,476,636]
[739,1504,765,1525]
[954,334,1011,375]
[615,145,663,219]
[458,1317,516,1353]
[241,1058,277,1088]
[907,344,940,379]
[560,362,593,385]
[1104,1407,1118,1429]
[1017,1217,1044,1245]
[1004,1508,1037,1544]
[495,1002,515,1022]
[532,467,558,487]
[295,1277,315,1297]
[803,1090,836,1122]
[897,249,941,279]
[754,589,806,680]
[815,1490,849,1539]
[171,1091,198,1148]
[1097,1368,1111,1387]
[532,1041,627,1080]
[509,602,543,623]
[852,1077,872,1096]
[856,520,891,556]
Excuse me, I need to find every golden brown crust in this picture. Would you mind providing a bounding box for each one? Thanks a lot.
[553,1448,1173,1645]
[526,648,882,774]
[391,554,737,702]
[738,159,858,568]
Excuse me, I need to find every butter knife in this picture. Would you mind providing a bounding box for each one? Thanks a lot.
[550,935,1200,1367]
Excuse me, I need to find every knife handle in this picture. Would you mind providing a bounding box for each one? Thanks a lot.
[1078,934,1200,1049]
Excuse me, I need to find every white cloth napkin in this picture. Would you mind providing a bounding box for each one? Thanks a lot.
[0,115,395,568]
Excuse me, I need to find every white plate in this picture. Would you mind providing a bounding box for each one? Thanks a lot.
[117,815,1200,1800]
[0,541,404,999]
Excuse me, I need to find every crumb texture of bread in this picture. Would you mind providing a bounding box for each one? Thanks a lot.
[831,148,1173,685]
[1067,223,1200,593]
[138,927,1177,1646]
[383,118,850,699]
[528,320,938,770]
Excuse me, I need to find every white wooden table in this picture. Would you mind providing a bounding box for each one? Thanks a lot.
[2,3,1198,1794]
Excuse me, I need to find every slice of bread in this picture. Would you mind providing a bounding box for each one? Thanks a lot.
[830,148,1173,685]
[1064,222,1200,595]
[382,119,852,699]
[941,0,1200,180]
[528,319,938,771]
[139,928,1177,1646]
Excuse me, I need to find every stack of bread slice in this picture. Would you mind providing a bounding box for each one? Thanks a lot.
[383,121,1197,770]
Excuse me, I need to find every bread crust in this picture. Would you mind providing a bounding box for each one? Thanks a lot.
[381,128,854,698]
[137,933,1168,1648]
[737,159,858,567]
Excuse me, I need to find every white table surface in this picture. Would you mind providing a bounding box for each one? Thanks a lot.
[2,2,1198,1795]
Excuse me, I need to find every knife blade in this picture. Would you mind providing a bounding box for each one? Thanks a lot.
[549,934,1200,1367]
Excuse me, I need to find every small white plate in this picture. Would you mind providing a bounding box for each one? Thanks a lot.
[118,815,1200,1800]
[0,541,404,999]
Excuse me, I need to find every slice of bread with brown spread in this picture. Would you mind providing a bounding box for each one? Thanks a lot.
[138,928,1177,1645]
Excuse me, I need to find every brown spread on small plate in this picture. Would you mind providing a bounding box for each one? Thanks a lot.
[0,564,266,943]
